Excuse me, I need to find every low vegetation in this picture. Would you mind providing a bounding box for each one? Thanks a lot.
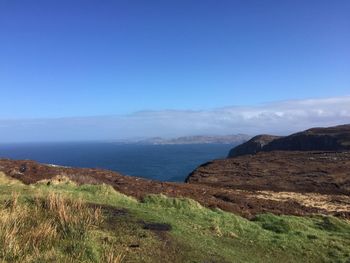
[0,172,350,262]
[0,192,124,262]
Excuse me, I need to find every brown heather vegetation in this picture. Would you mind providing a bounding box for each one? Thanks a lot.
[2,158,350,219]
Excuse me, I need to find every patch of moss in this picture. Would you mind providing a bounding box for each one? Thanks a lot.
[252,213,291,234]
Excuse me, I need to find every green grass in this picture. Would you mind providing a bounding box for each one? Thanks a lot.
[0,172,350,263]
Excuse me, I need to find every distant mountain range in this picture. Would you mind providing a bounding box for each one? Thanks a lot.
[135,134,251,145]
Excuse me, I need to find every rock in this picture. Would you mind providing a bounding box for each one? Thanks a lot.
[19,164,27,173]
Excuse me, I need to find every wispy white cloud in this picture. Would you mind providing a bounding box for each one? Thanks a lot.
[1,96,350,142]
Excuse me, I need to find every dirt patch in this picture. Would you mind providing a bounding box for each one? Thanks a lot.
[142,222,172,232]
[140,221,173,246]
[98,205,129,217]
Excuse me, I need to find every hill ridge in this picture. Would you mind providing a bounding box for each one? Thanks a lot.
[228,124,350,157]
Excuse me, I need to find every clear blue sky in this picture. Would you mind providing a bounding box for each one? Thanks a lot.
[0,0,349,119]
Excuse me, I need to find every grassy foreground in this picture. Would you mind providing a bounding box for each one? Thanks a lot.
[0,172,350,263]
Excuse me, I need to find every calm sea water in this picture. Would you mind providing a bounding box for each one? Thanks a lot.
[0,143,234,182]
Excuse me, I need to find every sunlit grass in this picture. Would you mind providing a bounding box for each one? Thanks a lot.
[0,173,350,262]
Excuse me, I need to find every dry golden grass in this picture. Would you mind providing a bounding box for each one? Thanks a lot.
[103,248,125,263]
[0,172,23,186]
[43,192,103,239]
[251,190,350,212]
[35,175,77,186]
[0,192,109,262]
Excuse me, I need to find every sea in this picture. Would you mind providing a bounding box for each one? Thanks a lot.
[0,142,235,182]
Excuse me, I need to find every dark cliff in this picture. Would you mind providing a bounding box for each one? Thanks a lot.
[228,124,350,157]
[228,135,281,157]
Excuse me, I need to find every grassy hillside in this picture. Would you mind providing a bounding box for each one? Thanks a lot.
[0,172,350,263]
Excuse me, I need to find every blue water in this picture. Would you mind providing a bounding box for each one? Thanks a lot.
[0,143,234,182]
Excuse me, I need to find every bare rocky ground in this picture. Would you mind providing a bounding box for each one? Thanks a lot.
[1,152,349,219]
